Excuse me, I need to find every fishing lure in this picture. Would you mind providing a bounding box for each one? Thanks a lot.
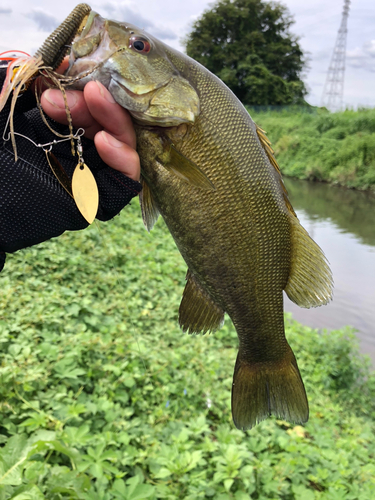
[0,4,98,224]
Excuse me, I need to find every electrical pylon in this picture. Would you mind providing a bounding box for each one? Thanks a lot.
[321,0,351,111]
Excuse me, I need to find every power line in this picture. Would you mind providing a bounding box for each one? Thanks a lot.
[321,0,351,111]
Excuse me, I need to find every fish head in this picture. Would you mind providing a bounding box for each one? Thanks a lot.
[67,11,200,127]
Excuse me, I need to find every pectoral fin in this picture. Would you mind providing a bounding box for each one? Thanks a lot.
[285,215,333,307]
[139,177,160,232]
[179,270,225,334]
[158,139,215,191]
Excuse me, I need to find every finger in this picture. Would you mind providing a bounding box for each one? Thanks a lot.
[94,130,140,181]
[41,89,102,139]
[56,57,70,74]
[83,81,136,149]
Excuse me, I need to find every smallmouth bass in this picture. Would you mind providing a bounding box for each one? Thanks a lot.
[64,7,333,429]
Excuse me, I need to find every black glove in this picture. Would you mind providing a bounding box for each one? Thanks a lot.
[0,63,142,272]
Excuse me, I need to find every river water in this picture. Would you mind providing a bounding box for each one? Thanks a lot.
[283,178,375,364]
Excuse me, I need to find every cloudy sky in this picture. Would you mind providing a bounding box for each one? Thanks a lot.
[1,0,374,108]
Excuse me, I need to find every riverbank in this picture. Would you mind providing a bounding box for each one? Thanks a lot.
[1,202,375,498]
[250,107,375,192]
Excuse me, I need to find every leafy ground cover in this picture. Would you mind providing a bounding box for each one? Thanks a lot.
[0,201,375,499]
[249,107,375,191]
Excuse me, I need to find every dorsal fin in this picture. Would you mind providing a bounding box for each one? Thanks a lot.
[285,216,333,308]
[255,123,333,307]
[256,124,281,174]
[255,123,297,217]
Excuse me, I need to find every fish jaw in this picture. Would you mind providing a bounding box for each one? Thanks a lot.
[108,72,199,127]
[66,12,116,83]
[66,12,200,127]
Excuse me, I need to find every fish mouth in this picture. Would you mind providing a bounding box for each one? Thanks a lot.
[109,75,198,127]
[112,77,162,101]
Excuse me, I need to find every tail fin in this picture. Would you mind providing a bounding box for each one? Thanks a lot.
[231,347,308,430]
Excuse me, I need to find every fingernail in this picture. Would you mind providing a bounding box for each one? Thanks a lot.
[44,89,77,109]
[101,131,123,148]
[95,80,116,103]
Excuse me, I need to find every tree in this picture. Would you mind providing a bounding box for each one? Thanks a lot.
[185,0,308,106]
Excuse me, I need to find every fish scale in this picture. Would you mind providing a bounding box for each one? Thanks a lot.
[136,64,297,421]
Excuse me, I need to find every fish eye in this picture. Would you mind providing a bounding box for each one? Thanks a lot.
[129,36,151,54]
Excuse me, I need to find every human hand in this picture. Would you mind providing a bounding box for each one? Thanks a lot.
[41,81,140,181]
[0,63,142,271]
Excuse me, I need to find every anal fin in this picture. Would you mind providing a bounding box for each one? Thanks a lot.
[179,270,225,334]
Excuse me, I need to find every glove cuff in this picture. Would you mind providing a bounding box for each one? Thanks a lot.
[96,168,142,221]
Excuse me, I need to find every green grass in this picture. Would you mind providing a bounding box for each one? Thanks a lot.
[0,201,375,499]
[249,107,375,191]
